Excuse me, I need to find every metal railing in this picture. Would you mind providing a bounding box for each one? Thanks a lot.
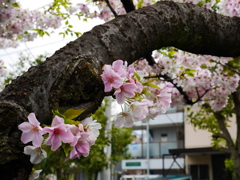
[127,141,184,159]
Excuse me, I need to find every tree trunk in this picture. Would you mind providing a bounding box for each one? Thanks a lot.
[232,152,240,180]
[232,88,240,180]
[1,1,240,179]
[215,111,240,180]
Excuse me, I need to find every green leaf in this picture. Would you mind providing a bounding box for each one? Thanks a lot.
[74,32,82,37]
[186,72,195,77]
[45,31,50,36]
[52,109,65,119]
[11,2,20,7]
[63,109,85,120]
[65,118,81,125]
[134,72,141,81]
[62,143,73,157]
[142,82,161,90]
[184,68,196,77]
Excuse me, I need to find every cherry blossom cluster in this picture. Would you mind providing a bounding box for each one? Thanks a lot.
[218,0,240,17]
[18,112,101,179]
[1,0,239,49]
[0,0,62,48]
[173,0,240,17]
[101,52,239,127]
[71,1,126,22]
[101,60,173,127]
[152,50,239,111]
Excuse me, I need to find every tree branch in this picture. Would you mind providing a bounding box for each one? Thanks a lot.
[212,59,240,75]
[214,111,235,152]
[1,1,240,178]
[232,89,240,152]
[105,0,118,17]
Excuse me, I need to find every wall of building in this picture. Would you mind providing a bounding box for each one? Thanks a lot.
[151,126,177,142]
[184,106,237,148]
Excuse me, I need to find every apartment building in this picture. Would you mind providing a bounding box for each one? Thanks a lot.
[168,107,236,180]
[120,106,236,180]
[121,106,185,176]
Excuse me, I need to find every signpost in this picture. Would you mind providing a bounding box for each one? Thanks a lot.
[126,162,141,167]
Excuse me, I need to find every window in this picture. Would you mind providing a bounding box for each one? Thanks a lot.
[161,134,168,142]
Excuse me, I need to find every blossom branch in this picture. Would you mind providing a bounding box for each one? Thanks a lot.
[213,60,240,75]
[195,87,211,103]
[144,74,195,105]
[105,0,118,17]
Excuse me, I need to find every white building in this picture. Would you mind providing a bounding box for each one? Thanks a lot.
[119,106,236,180]
[120,106,186,177]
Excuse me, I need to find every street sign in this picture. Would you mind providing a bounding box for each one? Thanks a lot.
[126,162,141,166]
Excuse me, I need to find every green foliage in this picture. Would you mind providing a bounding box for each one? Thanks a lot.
[225,158,235,178]
[52,109,84,125]
[222,56,240,75]
[43,0,86,39]
[142,82,161,90]
[78,99,132,179]
[32,29,50,37]
[4,52,48,85]
[11,2,20,8]
[184,68,196,77]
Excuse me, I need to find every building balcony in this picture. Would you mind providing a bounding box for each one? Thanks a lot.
[127,141,184,159]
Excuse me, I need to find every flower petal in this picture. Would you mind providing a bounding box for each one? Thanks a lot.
[69,147,78,159]
[60,129,74,143]
[51,116,64,127]
[32,133,43,147]
[28,113,40,126]
[21,132,35,144]
[51,135,61,151]
[24,146,35,155]
[114,117,123,127]
[18,122,32,132]
[30,151,43,164]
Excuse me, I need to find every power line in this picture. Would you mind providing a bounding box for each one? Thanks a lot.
[0,37,75,57]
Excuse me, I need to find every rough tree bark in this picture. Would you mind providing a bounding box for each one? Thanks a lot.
[0,1,240,179]
[231,89,240,180]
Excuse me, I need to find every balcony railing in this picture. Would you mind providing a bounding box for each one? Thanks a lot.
[127,141,184,158]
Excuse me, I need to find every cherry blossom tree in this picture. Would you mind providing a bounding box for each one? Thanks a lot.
[1,0,240,179]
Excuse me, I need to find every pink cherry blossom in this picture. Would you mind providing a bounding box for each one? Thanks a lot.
[77,3,90,16]
[18,113,44,147]
[101,65,124,92]
[51,115,64,127]
[82,117,101,145]
[142,106,162,123]
[115,111,134,127]
[69,132,90,159]
[114,83,137,104]
[112,60,127,78]
[43,117,74,151]
[156,88,172,111]
[129,99,153,122]
[68,125,82,147]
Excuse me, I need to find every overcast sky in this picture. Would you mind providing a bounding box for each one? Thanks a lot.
[0,0,103,70]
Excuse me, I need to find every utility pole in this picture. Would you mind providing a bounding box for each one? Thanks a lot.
[101,96,112,180]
